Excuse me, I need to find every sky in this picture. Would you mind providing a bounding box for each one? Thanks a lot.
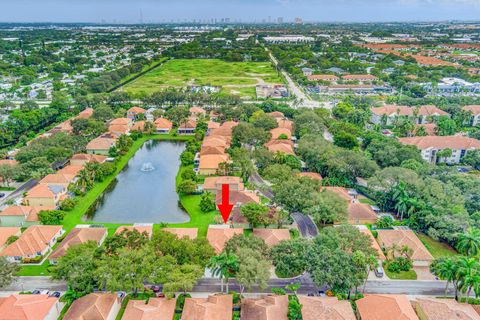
[0,0,479,23]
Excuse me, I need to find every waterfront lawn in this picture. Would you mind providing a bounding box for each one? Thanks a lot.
[123,59,282,97]
[417,233,458,259]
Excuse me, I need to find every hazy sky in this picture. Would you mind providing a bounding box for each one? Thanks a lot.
[0,0,479,23]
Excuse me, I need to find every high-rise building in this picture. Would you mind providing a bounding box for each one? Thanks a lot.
[277,17,284,24]
[294,17,303,24]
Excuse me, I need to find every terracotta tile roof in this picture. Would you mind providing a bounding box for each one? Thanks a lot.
[377,229,433,262]
[26,185,58,198]
[359,229,386,260]
[0,294,59,320]
[0,205,55,222]
[308,74,340,81]
[0,227,21,248]
[220,121,239,129]
[199,154,230,170]
[208,121,221,130]
[253,229,291,247]
[76,108,94,119]
[154,118,173,129]
[115,225,153,239]
[398,136,480,150]
[268,111,285,120]
[63,293,119,320]
[464,105,480,116]
[359,43,410,50]
[189,106,206,114]
[39,173,76,185]
[179,119,197,129]
[122,298,176,320]
[215,190,260,223]
[86,136,116,151]
[356,295,419,320]
[241,295,289,320]
[210,127,234,138]
[410,55,458,67]
[270,128,292,140]
[342,74,378,81]
[298,296,356,320]
[265,140,295,155]
[0,225,63,257]
[298,172,323,181]
[414,123,437,136]
[200,146,227,156]
[206,227,244,253]
[71,153,107,164]
[110,118,132,126]
[348,203,378,223]
[203,176,244,191]
[276,119,294,131]
[415,298,480,320]
[371,105,449,117]
[132,121,145,132]
[127,106,146,114]
[321,187,352,202]
[49,227,107,260]
[202,136,229,148]
[181,294,233,320]
[163,228,198,240]
[109,124,130,135]
[0,159,18,166]
[58,165,85,176]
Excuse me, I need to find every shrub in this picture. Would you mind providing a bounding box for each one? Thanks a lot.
[199,191,216,213]
[6,235,18,245]
[387,257,412,273]
[181,169,197,181]
[176,293,192,310]
[59,198,78,211]
[177,179,196,195]
[375,216,394,229]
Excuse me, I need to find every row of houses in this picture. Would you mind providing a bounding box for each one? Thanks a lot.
[2,291,478,320]
[305,73,378,84]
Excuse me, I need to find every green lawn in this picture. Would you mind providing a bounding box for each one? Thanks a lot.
[123,59,283,98]
[417,233,458,259]
[385,268,418,280]
[19,133,218,275]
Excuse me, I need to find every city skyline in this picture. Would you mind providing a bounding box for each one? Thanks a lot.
[0,0,480,23]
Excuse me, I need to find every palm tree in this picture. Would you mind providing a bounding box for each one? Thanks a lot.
[400,245,413,259]
[391,181,411,220]
[457,229,480,257]
[207,252,239,293]
[431,258,458,298]
[457,257,480,302]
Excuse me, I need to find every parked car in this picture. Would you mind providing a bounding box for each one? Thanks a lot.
[150,285,161,293]
[0,193,5,198]
[49,292,61,298]
[374,267,384,278]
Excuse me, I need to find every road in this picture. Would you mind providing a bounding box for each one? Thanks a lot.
[4,276,453,297]
[291,212,318,238]
[0,179,37,207]
[249,171,274,200]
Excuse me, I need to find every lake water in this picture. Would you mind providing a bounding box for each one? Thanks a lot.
[88,140,190,224]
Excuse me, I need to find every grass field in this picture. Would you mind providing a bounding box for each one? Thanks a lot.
[123,59,283,98]
[417,233,458,259]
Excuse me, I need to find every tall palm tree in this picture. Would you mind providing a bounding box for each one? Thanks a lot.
[431,258,458,298]
[457,257,480,302]
[391,181,411,220]
[457,229,480,257]
[207,252,239,293]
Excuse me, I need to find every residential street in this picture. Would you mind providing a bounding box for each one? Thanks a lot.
[291,212,319,238]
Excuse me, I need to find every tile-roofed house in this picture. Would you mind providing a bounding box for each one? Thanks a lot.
[414,123,437,136]
[342,74,378,82]
[131,121,146,132]
[277,119,294,132]
[49,227,107,263]
[24,184,66,207]
[70,153,107,166]
[298,296,356,320]
[215,190,260,223]
[189,106,207,119]
[464,105,480,126]
[115,225,153,239]
[154,118,173,134]
[376,229,433,266]
[398,136,480,164]
[370,105,449,125]
[108,124,130,136]
[127,106,146,120]
[0,227,21,251]
[298,172,323,181]
[86,136,117,155]
[268,111,285,120]
[203,176,244,193]
[321,186,353,202]
[206,227,244,253]
[356,226,386,260]
[0,206,55,227]
[63,293,121,320]
[207,121,221,134]
[347,202,378,225]
[220,121,239,129]
[202,136,230,148]
[122,298,176,320]
[178,119,197,135]
[198,154,230,176]
[270,128,292,140]
[58,165,85,177]
[414,297,480,320]
[265,140,295,155]
[39,173,77,188]
[0,159,18,166]
[163,228,198,240]
[181,294,232,320]
[253,229,291,247]
[410,55,458,67]
[0,294,62,320]
[109,118,133,126]
[307,74,340,82]
[241,295,289,320]
[76,107,94,119]
[356,295,419,320]
[0,225,64,262]
[200,146,227,156]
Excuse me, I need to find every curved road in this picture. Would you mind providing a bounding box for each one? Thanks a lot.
[291,212,318,238]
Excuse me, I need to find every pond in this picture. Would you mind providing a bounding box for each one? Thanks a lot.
[87,140,190,224]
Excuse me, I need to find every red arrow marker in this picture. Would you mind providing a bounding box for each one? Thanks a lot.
[217,184,234,223]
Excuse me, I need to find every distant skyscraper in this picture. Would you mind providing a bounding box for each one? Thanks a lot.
[294,17,303,24]
[277,17,284,24]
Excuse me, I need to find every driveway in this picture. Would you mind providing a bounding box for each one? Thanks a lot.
[414,266,436,280]
[291,212,318,238]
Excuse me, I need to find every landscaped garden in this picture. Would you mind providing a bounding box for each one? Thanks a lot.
[122,59,283,98]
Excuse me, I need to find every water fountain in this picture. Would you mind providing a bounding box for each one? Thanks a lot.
[140,162,155,172]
